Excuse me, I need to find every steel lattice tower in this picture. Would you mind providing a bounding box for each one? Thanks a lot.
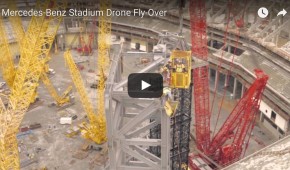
[170,87,192,170]
[190,0,211,152]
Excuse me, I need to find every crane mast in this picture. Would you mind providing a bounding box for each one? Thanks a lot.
[189,0,211,152]
[78,20,95,55]
[0,1,65,169]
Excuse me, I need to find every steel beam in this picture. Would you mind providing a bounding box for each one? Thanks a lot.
[113,57,165,90]
[124,139,162,146]
[132,146,161,164]
[118,103,158,136]
[126,119,160,138]
[121,145,160,169]
[118,166,155,170]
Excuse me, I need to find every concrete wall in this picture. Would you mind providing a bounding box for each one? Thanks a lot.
[64,33,88,49]
[62,32,116,50]
[263,118,280,138]
[260,100,272,118]
[276,113,287,131]
[130,38,147,51]
[260,100,287,132]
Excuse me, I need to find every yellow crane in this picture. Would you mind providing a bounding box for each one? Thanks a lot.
[0,14,37,103]
[63,0,111,144]
[0,1,66,169]
[64,50,106,144]
[0,16,16,88]
[41,75,73,106]
[3,1,73,106]
[96,0,112,142]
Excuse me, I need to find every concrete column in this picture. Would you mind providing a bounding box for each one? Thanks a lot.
[228,44,231,53]
[58,34,65,51]
[224,73,229,87]
[210,33,214,47]
[286,122,290,136]
[244,9,249,26]
[232,78,237,98]
[241,85,245,97]
[146,42,149,52]
[208,68,210,81]
[214,70,219,90]
[260,111,264,122]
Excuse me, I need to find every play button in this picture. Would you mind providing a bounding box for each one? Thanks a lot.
[141,80,151,90]
[128,73,163,98]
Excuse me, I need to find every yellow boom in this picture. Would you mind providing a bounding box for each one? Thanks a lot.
[6,0,72,106]
[64,50,106,144]
[0,1,66,169]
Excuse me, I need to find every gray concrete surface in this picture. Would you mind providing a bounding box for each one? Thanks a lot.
[19,51,99,170]
[224,135,290,170]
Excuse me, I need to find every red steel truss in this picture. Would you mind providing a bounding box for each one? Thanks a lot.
[207,69,269,165]
[188,0,269,169]
[189,0,211,152]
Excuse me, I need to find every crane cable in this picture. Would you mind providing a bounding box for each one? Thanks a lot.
[210,0,247,138]
[212,30,241,139]
[210,1,233,138]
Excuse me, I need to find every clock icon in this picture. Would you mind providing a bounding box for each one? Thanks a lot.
[258,7,269,18]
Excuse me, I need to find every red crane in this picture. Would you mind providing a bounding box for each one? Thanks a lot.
[78,34,93,55]
[77,21,95,55]
[207,69,268,165]
[189,0,211,153]
[188,0,269,169]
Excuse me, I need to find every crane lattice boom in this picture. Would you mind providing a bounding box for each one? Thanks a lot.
[0,16,16,88]
[0,1,65,169]
[189,0,211,152]
[64,50,106,144]
[96,0,112,143]
[62,0,111,145]
[208,69,268,165]
[6,0,72,106]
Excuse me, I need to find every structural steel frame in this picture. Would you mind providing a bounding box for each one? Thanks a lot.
[105,32,193,169]
[105,45,170,170]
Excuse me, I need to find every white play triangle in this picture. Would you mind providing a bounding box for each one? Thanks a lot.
[141,80,151,90]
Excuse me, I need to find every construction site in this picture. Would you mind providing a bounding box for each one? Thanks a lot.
[0,0,290,170]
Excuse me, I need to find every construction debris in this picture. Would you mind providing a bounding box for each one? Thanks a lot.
[29,123,42,130]
[72,150,89,160]
[81,141,93,151]
[81,141,102,152]
[65,126,80,138]
[0,82,6,89]
[90,153,107,166]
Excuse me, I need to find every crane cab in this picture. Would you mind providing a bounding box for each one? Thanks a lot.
[169,50,191,89]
